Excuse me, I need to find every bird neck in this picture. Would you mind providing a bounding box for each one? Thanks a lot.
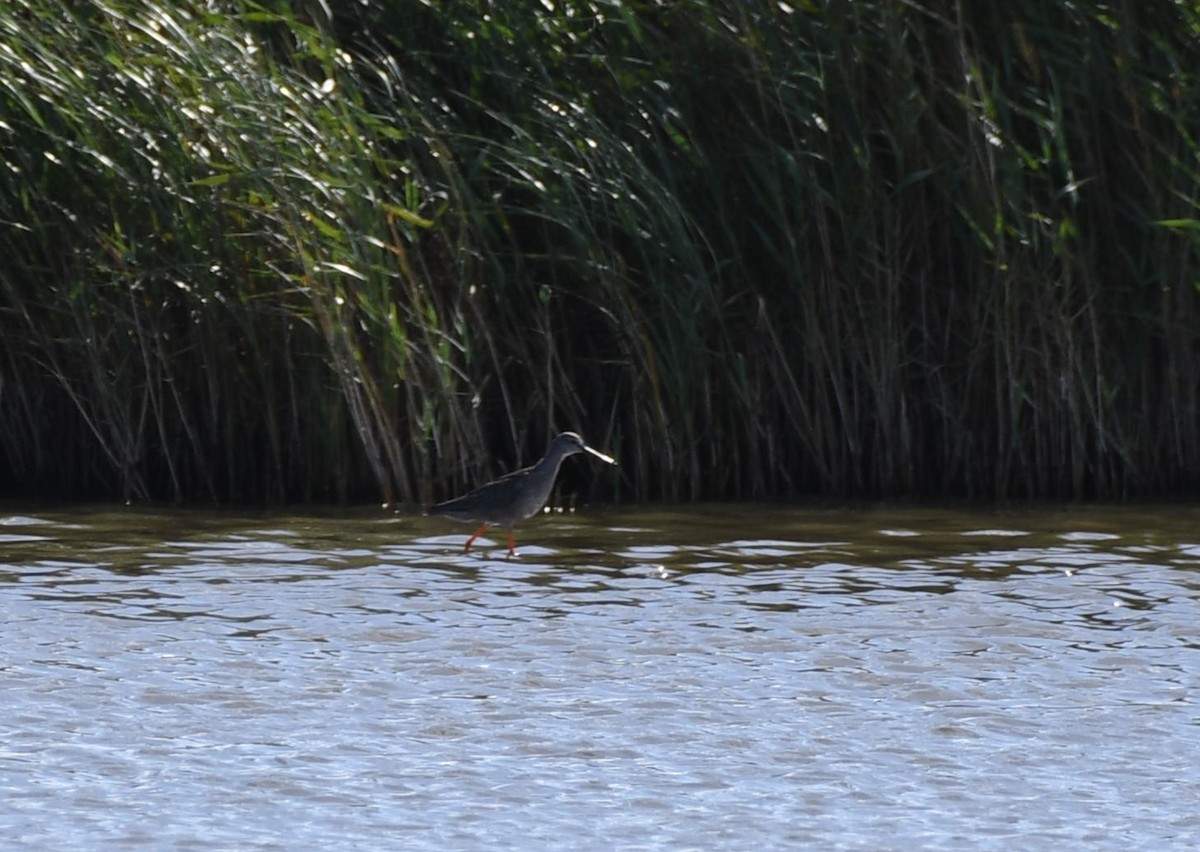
[533,445,572,479]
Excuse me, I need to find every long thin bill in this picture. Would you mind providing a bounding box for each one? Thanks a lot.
[583,444,617,465]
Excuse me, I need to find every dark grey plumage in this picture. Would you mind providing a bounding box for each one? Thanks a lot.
[429,432,616,557]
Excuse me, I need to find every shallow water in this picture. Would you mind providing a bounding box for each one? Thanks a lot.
[2,504,1199,849]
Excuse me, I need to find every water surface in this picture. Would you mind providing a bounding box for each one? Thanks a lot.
[2,504,1199,849]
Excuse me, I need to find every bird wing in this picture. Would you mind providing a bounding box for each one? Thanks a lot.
[429,463,535,520]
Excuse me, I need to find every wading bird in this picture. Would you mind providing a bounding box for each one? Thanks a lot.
[429,432,616,558]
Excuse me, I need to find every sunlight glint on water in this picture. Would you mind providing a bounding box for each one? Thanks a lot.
[2,505,1199,849]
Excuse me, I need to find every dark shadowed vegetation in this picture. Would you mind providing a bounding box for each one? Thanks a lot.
[2,0,1200,505]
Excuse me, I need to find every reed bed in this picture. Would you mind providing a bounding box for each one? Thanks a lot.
[1,0,1198,504]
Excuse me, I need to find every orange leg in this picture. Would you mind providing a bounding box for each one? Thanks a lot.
[506,529,518,559]
[463,524,488,554]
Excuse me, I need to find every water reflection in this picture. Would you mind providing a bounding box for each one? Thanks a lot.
[2,505,1200,848]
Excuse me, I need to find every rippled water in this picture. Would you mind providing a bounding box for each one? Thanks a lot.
[2,504,1199,849]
